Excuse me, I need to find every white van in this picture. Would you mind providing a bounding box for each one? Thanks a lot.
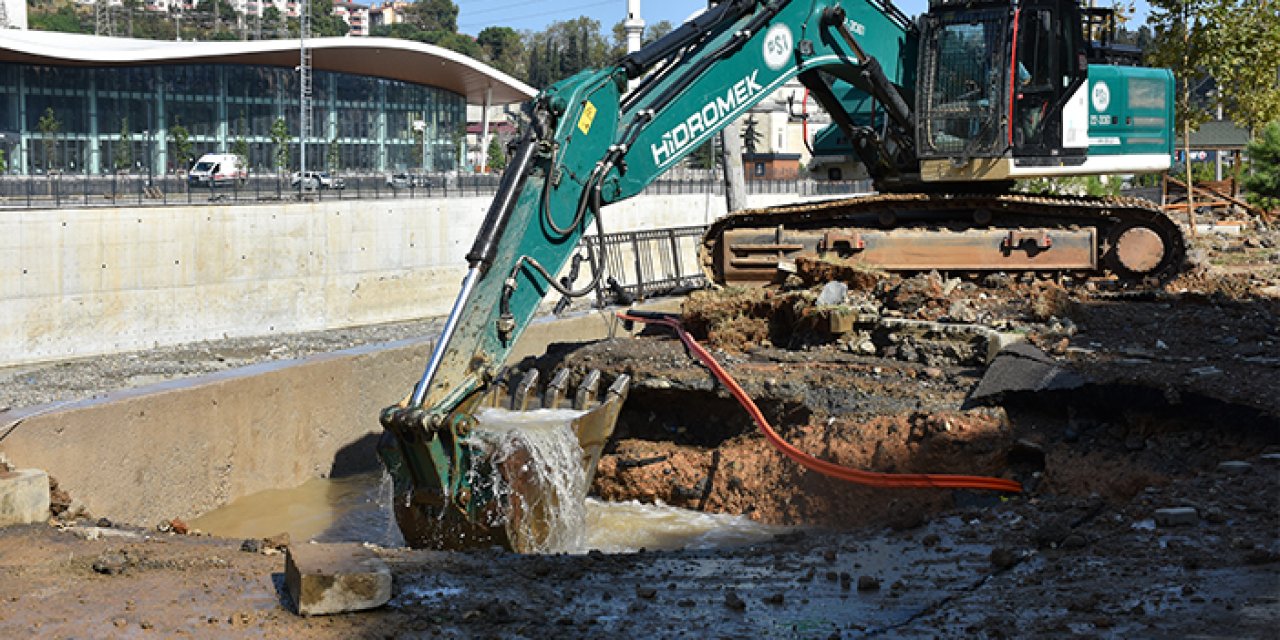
[187,153,247,187]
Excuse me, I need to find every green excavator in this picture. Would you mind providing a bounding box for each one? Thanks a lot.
[378,0,1184,550]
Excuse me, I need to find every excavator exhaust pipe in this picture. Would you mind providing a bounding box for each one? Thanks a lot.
[378,369,630,552]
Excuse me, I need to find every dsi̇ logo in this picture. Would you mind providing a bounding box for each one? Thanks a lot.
[1091,81,1111,112]
[763,24,793,70]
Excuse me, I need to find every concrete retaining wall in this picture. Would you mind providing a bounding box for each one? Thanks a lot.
[0,307,652,525]
[1,193,814,366]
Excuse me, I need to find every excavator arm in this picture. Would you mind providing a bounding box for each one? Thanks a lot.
[377,0,920,550]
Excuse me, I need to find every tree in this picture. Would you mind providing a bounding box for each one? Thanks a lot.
[114,117,133,171]
[231,111,249,170]
[170,121,193,173]
[1197,1,1280,133]
[327,136,340,173]
[262,6,287,38]
[477,26,525,78]
[611,18,675,59]
[29,3,91,33]
[689,139,718,170]
[644,20,674,47]
[486,136,506,172]
[404,0,459,32]
[270,117,290,176]
[308,0,349,37]
[526,17,611,87]
[1243,122,1280,213]
[741,116,763,155]
[37,107,61,172]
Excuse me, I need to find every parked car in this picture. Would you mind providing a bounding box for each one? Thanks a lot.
[188,153,247,187]
[291,171,344,190]
[386,173,434,189]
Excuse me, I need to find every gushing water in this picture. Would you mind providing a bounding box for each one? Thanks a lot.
[469,407,590,554]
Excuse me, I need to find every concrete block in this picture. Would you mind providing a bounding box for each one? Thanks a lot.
[828,308,856,334]
[0,469,50,527]
[1154,507,1199,527]
[286,543,391,616]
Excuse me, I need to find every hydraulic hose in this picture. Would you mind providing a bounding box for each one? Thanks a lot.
[617,312,1022,493]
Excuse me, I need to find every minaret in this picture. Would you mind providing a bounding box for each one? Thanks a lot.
[624,0,645,54]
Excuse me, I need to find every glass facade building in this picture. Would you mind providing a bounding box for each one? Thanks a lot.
[0,62,468,175]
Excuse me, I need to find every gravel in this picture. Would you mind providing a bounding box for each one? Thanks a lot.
[0,317,444,413]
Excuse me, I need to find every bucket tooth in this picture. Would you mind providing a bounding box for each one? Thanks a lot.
[511,369,540,410]
[574,369,602,410]
[606,374,631,399]
[544,369,572,408]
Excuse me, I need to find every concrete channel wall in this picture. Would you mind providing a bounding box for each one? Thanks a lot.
[0,308,654,526]
[1,192,814,367]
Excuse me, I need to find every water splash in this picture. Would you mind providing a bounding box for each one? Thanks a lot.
[470,407,590,554]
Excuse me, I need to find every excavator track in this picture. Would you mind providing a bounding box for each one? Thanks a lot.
[701,192,1187,286]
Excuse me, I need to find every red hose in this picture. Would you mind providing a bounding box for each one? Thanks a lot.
[618,312,1022,493]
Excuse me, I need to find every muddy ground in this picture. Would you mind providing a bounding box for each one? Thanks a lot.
[1,215,1279,638]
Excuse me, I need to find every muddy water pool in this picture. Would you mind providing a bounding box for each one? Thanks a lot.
[192,472,785,553]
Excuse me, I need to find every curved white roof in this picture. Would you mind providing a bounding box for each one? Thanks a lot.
[0,30,537,105]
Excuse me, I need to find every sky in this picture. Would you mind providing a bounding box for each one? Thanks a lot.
[456,1,1154,36]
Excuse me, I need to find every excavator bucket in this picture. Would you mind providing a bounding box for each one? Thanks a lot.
[378,369,630,553]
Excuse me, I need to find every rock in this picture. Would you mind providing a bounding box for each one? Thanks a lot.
[947,300,978,323]
[92,551,128,575]
[990,547,1019,570]
[0,469,51,527]
[264,532,291,550]
[635,586,657,599]
[724,590,746,611]
[240,539,263,553]
[285,543,392,616]
[817,281,848,306]
[1217,461,1252,475]
[1061,534,1088,549]
[856,576,880,591]
[921,534,941,547]
[96,517,112,528]
[1154,507,1199,527]
[1033,519,1072,548]
[169,518,189,535]
[762,592,785,605]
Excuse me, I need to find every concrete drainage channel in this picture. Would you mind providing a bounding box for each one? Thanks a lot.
[0,307,653,528]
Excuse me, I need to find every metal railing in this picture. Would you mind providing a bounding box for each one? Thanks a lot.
[571,224,710,307]
[0,172,870,210]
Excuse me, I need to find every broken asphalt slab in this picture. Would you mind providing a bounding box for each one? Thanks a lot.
[969,342,1086,403]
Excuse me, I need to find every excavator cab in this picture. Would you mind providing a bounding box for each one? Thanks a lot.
[916,0,1089,169]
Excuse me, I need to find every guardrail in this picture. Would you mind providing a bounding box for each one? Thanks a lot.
[0,173,871,210]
